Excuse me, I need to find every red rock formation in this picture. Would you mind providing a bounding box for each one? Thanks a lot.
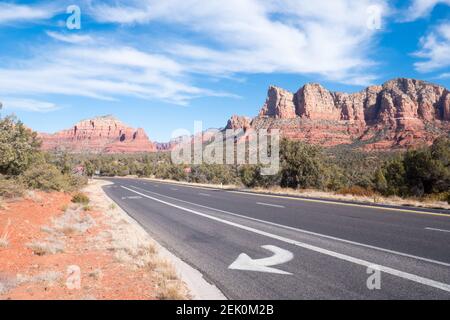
[259,86,296,119]
[226,115,252,131]
[39,115,156,153]
[235,78,450,150]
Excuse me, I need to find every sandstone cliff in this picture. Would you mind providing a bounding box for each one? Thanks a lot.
[39,115,156,154]
[234,78,450,150]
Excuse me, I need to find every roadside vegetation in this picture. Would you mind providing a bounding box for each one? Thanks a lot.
[73,136,450,205]
[0,115,87,202]
[2,112,447,206]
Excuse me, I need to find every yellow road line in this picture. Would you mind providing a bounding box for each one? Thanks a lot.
[227,191,450,218]
[128,178,449,218]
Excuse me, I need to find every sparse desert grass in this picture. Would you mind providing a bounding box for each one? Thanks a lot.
[24,190,43,203]
[0,273,17,295]
[83,180,190,299]
[0,219,11,248]
[71,192,90,205]
[51,205,95,235]
[251,186,450,210]
[156,280,186,300]
[17,271,62,286]
[88,269,103,281]
[26,237,65,256]
[337,185,375,197]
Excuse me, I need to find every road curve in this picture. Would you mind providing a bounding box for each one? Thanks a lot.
[101,177,450,299]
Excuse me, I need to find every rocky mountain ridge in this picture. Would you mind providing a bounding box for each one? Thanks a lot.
[39,115,156,153]
[228,78,450,150]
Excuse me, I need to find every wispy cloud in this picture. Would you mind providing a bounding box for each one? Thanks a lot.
[0,2,57,24]
[401,0,450,22]
[414,22,450,72]
[1,98,60,112]
[46,31,94,44]
[0,42,232,105]
[88,0,389,86]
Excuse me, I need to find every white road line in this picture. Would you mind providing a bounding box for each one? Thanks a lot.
[121,185,450,292]
[199,193,211,197]
[171,188,179,191]
[426,227,450,233]
[128,185,450,268]
[257,202,285,209]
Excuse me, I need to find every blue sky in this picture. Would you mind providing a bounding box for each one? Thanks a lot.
[0,0,450,142]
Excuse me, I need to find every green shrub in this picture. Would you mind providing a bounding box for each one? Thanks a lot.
[0,116,41,176]
[21,163,70,192]
[72,193,90,205]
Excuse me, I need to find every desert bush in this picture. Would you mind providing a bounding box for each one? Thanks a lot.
[20,162,69,192]
[0,116,41,176]
[72,193,90,205]
[279,139,328,189]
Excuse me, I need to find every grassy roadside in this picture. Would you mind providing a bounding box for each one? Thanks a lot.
[0,180,190,300]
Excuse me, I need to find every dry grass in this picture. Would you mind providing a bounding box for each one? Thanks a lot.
[26,237,65,256]
[0,219,11,248]
[17,271,62,286]
[51,205,95,236]
[24,190,43,203]
[157,280,186,300]
[0,273,17,295]
[84,179,189,300]
[251,186,450,210]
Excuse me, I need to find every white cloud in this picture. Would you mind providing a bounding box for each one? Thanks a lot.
[0,42,232,105]
[402,0,450,22]
[1,98,60,112]
[46,31,94,44]
[0,3,57,24]
[414,23,450,72]
[88,0,389,85]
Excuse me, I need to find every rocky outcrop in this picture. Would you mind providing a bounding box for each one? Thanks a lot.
[39,115,156,153]
[259,86,296,119]
[237,78,450,149]
[226,115,252,131]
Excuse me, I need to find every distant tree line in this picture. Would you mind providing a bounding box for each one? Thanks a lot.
[77,137,450,204]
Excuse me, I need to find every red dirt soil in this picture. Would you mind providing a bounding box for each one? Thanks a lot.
[0,192,158,300]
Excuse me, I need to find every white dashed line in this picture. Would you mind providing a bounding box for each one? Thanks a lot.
[121,186,450,293]
[199,193,211,197]
[425,227,450,233]
[257,202,285,209]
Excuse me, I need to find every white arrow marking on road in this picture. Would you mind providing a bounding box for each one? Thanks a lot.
[228,245,294,275]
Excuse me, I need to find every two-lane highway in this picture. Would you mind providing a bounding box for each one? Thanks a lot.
[102,178,450,299]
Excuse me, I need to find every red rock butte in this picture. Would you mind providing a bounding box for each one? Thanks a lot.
[227,78,450,150]
[39,115,156,154]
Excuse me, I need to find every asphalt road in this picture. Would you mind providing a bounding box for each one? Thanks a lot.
[101,178,450,300]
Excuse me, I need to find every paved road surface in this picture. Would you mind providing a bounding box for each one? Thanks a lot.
[101,178,450,299]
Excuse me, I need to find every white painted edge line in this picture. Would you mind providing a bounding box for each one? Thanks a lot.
[101,184,226,300]
[257,202,285,208]
[122,186,450,293]
[425,227,450,233]
[128,185,450,268]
